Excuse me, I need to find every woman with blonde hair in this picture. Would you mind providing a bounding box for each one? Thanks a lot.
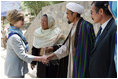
[5,9,47,78]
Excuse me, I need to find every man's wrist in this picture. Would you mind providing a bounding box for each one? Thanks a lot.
[47,53,56,60]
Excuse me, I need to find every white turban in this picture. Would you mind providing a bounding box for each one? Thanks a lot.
[66,2,84,14]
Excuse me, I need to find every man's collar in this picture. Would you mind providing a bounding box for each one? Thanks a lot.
[100,18,112,34]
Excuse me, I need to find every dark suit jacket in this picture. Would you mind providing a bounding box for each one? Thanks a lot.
[89,18,117,78]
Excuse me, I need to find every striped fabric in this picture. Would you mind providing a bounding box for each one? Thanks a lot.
[73,19,95,78]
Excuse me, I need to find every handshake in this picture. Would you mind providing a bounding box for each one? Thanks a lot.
[31,47,56,70]
[40,46,55,64]
[40,55,50,64]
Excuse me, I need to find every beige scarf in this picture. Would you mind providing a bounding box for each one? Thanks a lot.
[33,14,62,49]
[33,26,62,48]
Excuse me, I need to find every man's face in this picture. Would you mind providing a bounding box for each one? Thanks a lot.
[91,4,102,23]
[66,9,75,24]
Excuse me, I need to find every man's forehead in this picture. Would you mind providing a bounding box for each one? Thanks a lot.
[66,9,71,13]
[91,3,95,8]
[91,4,95,10]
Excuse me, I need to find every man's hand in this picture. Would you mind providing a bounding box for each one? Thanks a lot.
[41,55,49,64]
[33,53,56,64]
[40,54,55,64]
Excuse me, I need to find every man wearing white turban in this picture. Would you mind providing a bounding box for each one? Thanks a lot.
[43,2,95,78]
[66,2,84,15]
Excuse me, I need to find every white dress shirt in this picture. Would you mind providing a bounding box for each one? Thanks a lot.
[100,18,112,35]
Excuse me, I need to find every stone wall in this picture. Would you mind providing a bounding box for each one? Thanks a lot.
[25,1,99,54]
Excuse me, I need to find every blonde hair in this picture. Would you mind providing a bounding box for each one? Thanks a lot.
[6,9,24,25]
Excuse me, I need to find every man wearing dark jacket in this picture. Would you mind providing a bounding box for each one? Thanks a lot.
[89,1,117,78]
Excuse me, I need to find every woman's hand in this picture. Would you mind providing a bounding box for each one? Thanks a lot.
[41,55,49,64]
[33,55,49,64]
[45,47,54,53]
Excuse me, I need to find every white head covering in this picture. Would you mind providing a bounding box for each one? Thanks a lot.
[66,2,84,14]
[46,14,55,28]
[33,14,62,49]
